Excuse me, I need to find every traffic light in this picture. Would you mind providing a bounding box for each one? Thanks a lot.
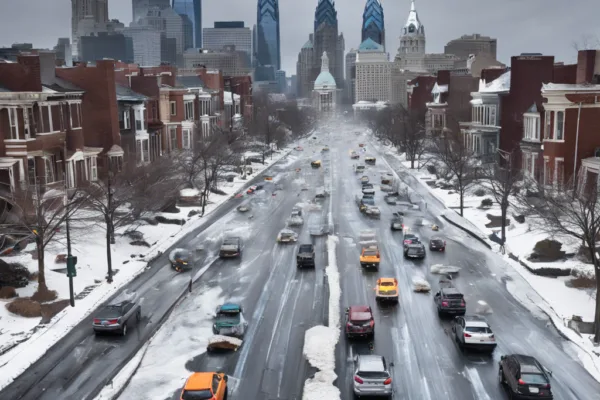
[66,255,77,278]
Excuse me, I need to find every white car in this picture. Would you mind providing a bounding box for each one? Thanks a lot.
[362,184,375,195]
[451,315,497,353]
[287,210,304,226]
[365,206,381,219]
[277,229,298,243]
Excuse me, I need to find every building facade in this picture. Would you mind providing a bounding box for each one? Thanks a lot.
[172,0,202,48]
[345,49,357,104]
[123,26,163,66]
[256,0,281,81]
[445,34,497,61]
[296,36,315,99]
[203,22,252,66]
[275,70,287,93]
[183,47,251,76]
[355,38,391,103]
[54,38,73,67]
[313,52,338,116]
[313,0,343,88]
[71,0,109,58]
[80,32,134,63]
[362,0,385,51]
[132,0,170,23]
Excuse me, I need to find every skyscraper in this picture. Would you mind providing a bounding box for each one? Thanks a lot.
[71,0,109,58]
[362,0,385,51]
[313,0,342,87]
[203,22,252,66]
[132,0,170,23]
[172,0,202,48]
[256,0,281,81]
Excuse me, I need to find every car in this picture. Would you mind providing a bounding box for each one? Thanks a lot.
[322,146,330,152]
[350,151,360,159]
[354,164,366,174]
[429,236,446,251]
[362,184,375,195]
[315,187,327,199]
[404,242,426,259]
[297,244,315,268]
[381,174,393,185]
[246,184,263,194]
[213,303,247,338]
[352,354,393,398]
[219,237,242,258]
[92,297,141,336]
[359,143,365,147]
[365,156,376,165]
[384,194,398,205]
[345,305,375,338]
[277,229,298,243]
[498,354,553,400]
[288,209,304,226]
[375,278,399,303]
[180,372,228,400]
[434,285,466,317]
[452,315,496,352]
[295,146,303,151]
[403,233,419,245]
[390,212,404,231]
[311,160,321,168]
[361,195,375,205]
[169,248,192,272]
[360,245,380,269]
[365,206,381,219]
[360,175,370,184]
[236,204,250,213]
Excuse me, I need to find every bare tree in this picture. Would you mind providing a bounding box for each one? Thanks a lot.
[481,149,522,246]
[396,106,427,169]
[517,174,600,342]
[0,184,83,297]
[431,127,479,216]
[572,34,600,51]
[81,157,180,282]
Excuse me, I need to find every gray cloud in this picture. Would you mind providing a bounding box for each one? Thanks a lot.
[1,0,598,76]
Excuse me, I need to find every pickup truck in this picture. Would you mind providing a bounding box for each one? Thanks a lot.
[297,244,315,268]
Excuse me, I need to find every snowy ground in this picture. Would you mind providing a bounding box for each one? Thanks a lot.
[0,149,291,390]
[369,137,600,376]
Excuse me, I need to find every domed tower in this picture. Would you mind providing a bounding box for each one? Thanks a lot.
[396,0,426,71]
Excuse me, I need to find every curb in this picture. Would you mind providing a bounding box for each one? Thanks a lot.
[440,214,492,249]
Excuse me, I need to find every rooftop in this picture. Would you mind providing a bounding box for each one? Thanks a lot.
[542,83,600,92]
[358,37,383,52]
[358,355,385,372]
[479,70,510,93]
[42,76,84,93]
[115,84,147,102]
[177,75,206,89]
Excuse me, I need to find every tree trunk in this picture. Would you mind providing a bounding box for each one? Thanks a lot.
[500,199,508,245]
[106,225,113,283]
[592,249,600,343]
[459,185,464,216]
[36,237,48,292]
[410,156,415,169]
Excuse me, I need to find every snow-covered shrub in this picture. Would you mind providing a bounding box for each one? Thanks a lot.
[480,198,493,208]
[474,188,486,197]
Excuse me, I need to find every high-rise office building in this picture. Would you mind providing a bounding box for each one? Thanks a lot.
[80,32,134,63]
[256,0,281,81]
[275,70,286,93]
[123,26,162,66]
[362,0,385,51]
[203,22,251,66]
[313,0,342,87]
[172,0,202,48]
[296,35,314,98]
[444,34,497,60]
[54,38,73,66]
[71,0,109,58]
[132,0,170,23]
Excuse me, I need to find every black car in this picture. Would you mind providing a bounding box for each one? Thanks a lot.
[391,212,404,231]
[219,237,242,258]
[403,234,419,246]
[92,299,141,336]
[429,236,446,251]
[297,244,315,268]
[404,243,425,258]
[434,286,466,317]
[499,354,553,399]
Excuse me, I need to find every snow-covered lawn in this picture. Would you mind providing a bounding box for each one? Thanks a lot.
[0,149,292,391]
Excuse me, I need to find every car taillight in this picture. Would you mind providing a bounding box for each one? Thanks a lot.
[383,378,392,385]
[543,383,551,389]
[460,301,465,306]
[464,333,471,338]
[518,379,525,385]
[93,319,100,324]
[108,319,119,324]
[347,323,352,328]
[370,320,375,328]
[441,301,449,307]
[354,376,364,384]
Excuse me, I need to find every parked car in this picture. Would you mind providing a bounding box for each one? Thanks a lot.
[362,184,375,195]
[311,160,321,168]
[352,355,393,398]
[345,305,375,338]
[452,315,496,352]
[354,165,366,174]
[365,206,381,219]
[365,157,376,165]
[297,244,316,268]
[498,354,553,400]
[92,296,141,336]
[219,237,242,258]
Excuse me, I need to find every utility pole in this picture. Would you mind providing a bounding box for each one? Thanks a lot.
[106,171,114,283]
[63,141,77,307]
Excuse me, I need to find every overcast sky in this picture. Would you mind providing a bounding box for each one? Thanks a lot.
[1,0,599,75]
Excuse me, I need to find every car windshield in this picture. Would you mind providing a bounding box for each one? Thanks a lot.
[357,371,388,379]
[520,373,548,385]
[364,250,377,256]
[362,198,374,205]
[182,390,213,400]
[465,326,492,333]
[445,293,463,299]
[380,282,394,286]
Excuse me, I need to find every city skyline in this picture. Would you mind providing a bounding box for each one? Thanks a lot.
[0,0,598,75]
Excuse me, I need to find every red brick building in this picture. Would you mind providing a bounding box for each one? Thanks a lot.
[407,75,435,115]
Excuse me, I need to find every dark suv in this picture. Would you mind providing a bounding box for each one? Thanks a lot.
[498,354,553,399]
[297,244,315,268]
[219,237,242,258]
[434,284,466,317]
[345,305,375,339]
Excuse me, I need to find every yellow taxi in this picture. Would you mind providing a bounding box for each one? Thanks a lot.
[180,372,228,400]
[311,160,321,168]
[360,245,380,269]
[375,278,399,303]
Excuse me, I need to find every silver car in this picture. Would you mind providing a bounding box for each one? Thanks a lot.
[353,354,393,398]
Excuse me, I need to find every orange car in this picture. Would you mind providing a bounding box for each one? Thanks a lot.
[360,245,380,269]
[180,372,228,400]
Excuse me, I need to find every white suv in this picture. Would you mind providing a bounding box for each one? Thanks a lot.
[452,315,497,353]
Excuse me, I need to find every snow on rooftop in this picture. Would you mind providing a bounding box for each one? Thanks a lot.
[542,83,600,92]
[223,91,241,104]
[431,83,448,94]
[478,71,511,93]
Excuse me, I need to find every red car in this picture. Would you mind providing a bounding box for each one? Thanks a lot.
[345,305,375,339]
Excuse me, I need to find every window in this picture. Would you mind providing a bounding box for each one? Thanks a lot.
[544,112,552,140]
[555,158,564,188]
[27,157,36,185]
[169,127,178,151]
[109,155,123,172]
[8,108,18,139]
[184,101,194,120]
[123,110,130,130]
[488,105,497,125]
[555,111,564,140]
[543,157,551,186]
[182,129,191,149]
[524,115,540,141]
[44,156,55,184]
[47,105,54,132]
[531,153,538,178]
[170,101,176,116]
[90,157,97,181]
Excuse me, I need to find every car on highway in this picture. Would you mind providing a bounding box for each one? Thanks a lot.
[246,184,263,194]
[359,143,365,147]
[277,229,298,243]
[180,372,228,400]
[354,164,366,174]
[345,305,375,339]
[352,354,393,398]
[365,206,381,219]
[390,212,404,231]
[236,204,250,213]
[311,160,321,168]
[360,245,380,269]
[169,248,192,272]
[92,297,141,336]
[297,244,315,268]
[213,303,247,338]
[360,175,370,184]
[404,242,426,259]
[452,315,496,352]
[322,146,330,152]
[498,354,553,400]
[365,156,376,165]
[350,151,360,159]
[287,208,304,226]
[295,145,303,151]
[375,278,399,303]
[219,237,242,258]
[384,194,398,205]
[429,236,446,251]
[403,233,419,245]
[434,282,466,317]
[362,183,375,195]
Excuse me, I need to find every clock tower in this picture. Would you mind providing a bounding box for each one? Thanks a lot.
[395,0,426,72]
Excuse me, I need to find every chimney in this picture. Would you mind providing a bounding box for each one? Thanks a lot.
[38,51,57,86]
[577,50,597,84]
[15,54,42,91]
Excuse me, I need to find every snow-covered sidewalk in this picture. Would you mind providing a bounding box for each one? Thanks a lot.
[369,137,600,379]
[0,148,292,391]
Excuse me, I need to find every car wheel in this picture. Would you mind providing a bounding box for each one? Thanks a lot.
[224,387,228,400]
[121,324,127,336]
[437,309,442,317]
[498,368,505,385]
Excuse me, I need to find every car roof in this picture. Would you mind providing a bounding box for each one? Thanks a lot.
[349,305,371,313]
[405,233,417,237]
[358,355,385,372]
[512,354,542,369]
[219,303,241,311]
[464,320,490,328]
[430,236,443,240]
[184,372,213,390]
[379,278,396,284]
[442,287,462,295]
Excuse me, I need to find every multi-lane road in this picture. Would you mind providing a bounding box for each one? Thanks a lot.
[2,123,600,400]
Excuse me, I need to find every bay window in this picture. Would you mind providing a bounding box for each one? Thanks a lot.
[523,114,540,141]
[554,111,564,140]
[8,108,18,139]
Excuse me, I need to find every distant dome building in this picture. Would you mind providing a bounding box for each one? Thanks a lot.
[313,51,338,116]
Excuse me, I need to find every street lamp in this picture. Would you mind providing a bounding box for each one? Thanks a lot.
[63,140,77,306]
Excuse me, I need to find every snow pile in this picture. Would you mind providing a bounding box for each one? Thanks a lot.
[287,216,304,226]
[412,277,431,292]
[180,188,200,197]
[308,202,323,211]
[475,300,493,315]
[207,335,243,347]
[430,264,461,275]
[302,235,341,400]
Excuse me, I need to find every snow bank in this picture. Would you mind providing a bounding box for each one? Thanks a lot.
[475,300,493,315]
[180,188,200,197]
[287,216,304,226]
[430,264,461,275]
[412,277,431,293]
[302,235,341,400]
[207,335,243,347]
[93,343,149,400]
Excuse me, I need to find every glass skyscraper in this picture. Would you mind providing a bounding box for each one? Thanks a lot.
[362,0,385,50]
[172,0,202,48]
[255,0,280,80]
